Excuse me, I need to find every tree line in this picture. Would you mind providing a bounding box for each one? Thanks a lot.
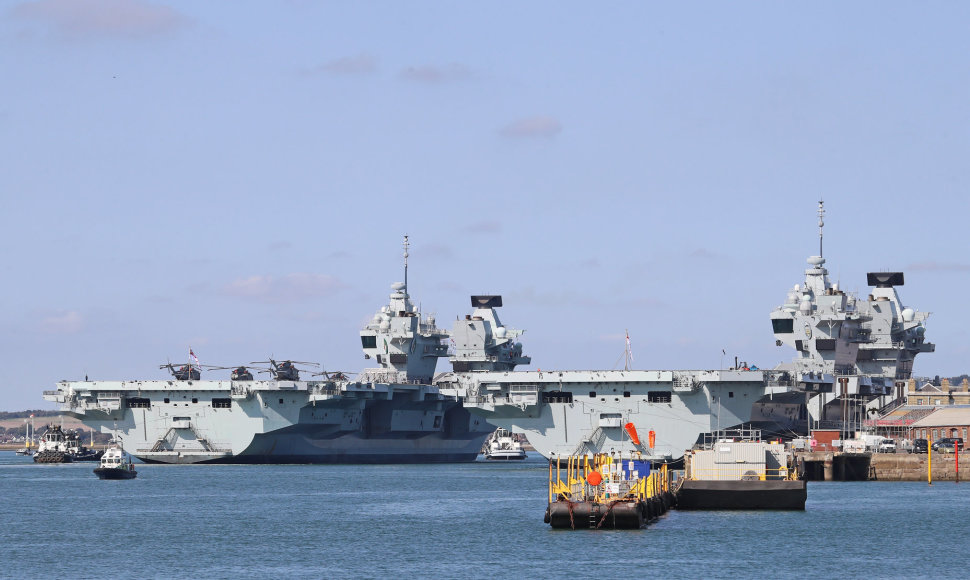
[0,410,61,420]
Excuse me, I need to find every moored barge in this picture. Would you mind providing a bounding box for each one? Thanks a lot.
[545,453,674,529]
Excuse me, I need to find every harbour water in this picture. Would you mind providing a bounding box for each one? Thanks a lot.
[3,452,970,579]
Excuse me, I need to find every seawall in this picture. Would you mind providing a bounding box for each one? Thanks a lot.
[870,453,970,482]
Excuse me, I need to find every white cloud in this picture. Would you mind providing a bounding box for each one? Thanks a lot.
[906,261,970,273]
[500,116,562,139]
[689,248,720,259]
[435,280,463,293]
[463,221,502,234]
[223,273,346,303]
[38,310,83,334]
[310,53,378,76]
[509,287,602,309]
[12,0,187,39]
[400,63,470,84]
[416,242,454,260]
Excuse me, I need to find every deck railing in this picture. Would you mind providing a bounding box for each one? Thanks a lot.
[548,453,670,504]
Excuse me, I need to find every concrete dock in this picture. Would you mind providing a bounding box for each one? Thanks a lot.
[797,450,969,481]
[796,451,871,481]
[869,452,969,482]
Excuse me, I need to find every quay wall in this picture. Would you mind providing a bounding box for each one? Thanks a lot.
[870,453,970,482]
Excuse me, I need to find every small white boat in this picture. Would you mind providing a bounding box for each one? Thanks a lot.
[483,428,527,460]
[94,443,138,480]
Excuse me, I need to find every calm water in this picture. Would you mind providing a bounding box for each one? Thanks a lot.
[3,451,969,579]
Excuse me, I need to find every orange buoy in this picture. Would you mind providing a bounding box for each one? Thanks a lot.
[648,430,656,448]
[624,422,641,445]
[586,471,602,486]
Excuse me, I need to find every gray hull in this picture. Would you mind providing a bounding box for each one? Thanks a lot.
[48,379,493,465]
[142,425,487,464]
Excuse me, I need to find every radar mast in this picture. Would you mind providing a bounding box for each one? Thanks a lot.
[402,234,409,296]
[817,199,825,258]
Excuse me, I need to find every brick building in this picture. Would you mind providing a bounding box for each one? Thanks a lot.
[909,407,970,443]
[905,378,970,407]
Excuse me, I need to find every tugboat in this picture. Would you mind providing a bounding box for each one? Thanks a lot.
[33,424,103,463]
[482,428,527,460]
[94,442,137,480]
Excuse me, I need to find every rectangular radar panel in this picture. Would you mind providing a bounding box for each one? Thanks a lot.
[470,295,503,308]
[867,272,904,287]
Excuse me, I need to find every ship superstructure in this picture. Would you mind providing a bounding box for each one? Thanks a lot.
[765,201,933,426]
[43,237,492,464]
[450,201,935,460]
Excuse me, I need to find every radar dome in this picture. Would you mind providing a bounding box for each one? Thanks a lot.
[807,256,825,266]
[390,282,406,291]
[799,296,812,314]
[494,326,507,339]
[902,308,915,322]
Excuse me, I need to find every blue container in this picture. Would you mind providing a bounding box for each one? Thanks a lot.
[621,460,651,479]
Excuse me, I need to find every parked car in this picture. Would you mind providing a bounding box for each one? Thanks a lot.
[877,439,897,453]
[931,437,964,452]
[911,439,928,454]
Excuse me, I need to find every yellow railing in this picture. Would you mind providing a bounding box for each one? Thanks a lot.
[548,454,670,503]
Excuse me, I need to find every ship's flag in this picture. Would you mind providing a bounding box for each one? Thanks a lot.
[190,347,200,367]
[626,331,634,362]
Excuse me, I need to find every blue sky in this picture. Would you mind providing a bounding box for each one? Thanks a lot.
[2,1,969,410]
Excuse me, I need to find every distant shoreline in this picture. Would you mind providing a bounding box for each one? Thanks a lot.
[0,443,110,451]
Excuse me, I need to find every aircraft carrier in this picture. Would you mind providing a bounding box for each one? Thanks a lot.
[43,237,493,464]
[443,201,934,461]
[44,203,935,464]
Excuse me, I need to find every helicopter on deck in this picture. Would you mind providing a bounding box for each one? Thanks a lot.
[312,369,355,382]
[251,359,319,381]
[160,362,201,381]
[203,365,256,381]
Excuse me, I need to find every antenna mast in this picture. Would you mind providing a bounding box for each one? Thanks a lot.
[817,199,825,258]
[402,234,409,295]
[624,329,632,371]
